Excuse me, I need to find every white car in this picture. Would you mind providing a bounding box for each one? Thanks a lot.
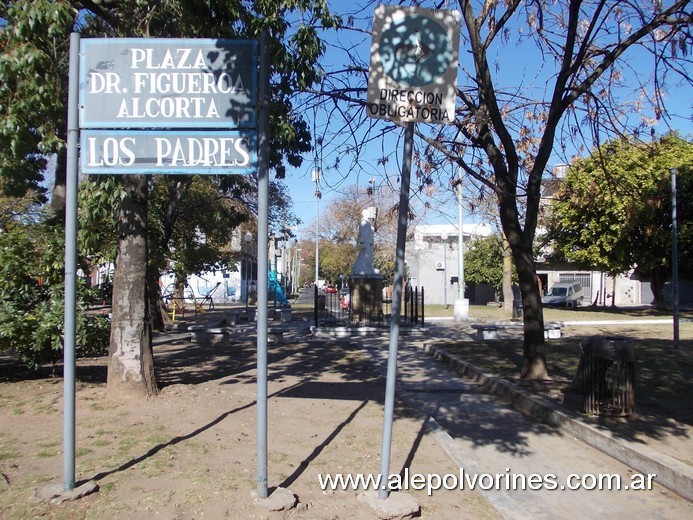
[542,281,584,307]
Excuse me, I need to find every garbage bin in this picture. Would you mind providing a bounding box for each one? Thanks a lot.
[572,336,635,417]
[512,299,523,319]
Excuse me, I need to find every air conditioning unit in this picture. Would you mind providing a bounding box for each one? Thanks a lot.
[435,262,445,271]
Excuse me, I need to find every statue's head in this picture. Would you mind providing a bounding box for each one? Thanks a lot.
[362,206,377,223]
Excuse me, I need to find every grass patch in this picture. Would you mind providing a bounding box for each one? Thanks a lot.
[0,444,18,462]
[76,446,94,458]
[32,402,58,415]
[435,303,693,322]
[34,439,60,459]
[436,335,693,425]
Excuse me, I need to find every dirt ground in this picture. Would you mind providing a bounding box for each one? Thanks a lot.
[0,320,500,519]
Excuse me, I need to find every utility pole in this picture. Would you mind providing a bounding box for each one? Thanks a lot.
[454,166,469,320]
[313,168,321,285]
[671,168,680,349]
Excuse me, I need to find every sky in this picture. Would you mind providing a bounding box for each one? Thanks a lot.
[281,1,692,240]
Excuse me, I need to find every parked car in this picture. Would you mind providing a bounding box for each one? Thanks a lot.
[542,280,584,307]
[325,285,337,293]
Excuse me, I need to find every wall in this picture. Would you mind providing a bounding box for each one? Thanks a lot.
[406,223,493,305]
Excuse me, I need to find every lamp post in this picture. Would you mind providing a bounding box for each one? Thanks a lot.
[454,170,469,321]
[288,238,297,294]
[671,168,680,349]
[294,248,302,292]
[312,168,321,285]
[244,231,252,312]
[441,232,448,308]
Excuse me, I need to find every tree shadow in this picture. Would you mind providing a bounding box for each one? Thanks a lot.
[428,333,693,466]
[85,381,299,485]
[76,334,395,489]
[377,344,553,458]
[275,398,370,490]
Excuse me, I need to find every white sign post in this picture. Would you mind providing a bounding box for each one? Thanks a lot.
[367,5,461,505]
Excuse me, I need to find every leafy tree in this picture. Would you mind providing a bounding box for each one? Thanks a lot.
[464,234,517,302]
[1,0,341,396]
[311,0,691,378]
[147,174,253,328]
[545,134,693,308]
[0,0,74,210]
[318,240,359,285]
[307,184,403,285]
[0,188,110,368]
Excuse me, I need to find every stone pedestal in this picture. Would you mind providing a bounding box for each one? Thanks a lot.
[453,298,469,321]
[350,275,383,324]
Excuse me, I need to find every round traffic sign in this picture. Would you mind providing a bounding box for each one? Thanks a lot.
[379,13,453,87]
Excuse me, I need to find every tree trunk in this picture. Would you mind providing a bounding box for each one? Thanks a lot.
[149,178,190,330]
[503,223,549,380]
[498,198,549,379]
[649,268,668,311]
[49,147,67,221]
[501,234,513,317]
[148,266,168,331]
[515,245,549,380]
[107,175,158,398]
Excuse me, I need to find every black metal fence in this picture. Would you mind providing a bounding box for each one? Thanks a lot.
[314,285,425,328]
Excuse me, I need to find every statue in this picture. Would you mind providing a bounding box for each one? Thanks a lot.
[352,209,380,277]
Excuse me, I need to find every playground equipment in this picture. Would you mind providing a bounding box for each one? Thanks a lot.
[162,281,222,321]
[268,271,288,306]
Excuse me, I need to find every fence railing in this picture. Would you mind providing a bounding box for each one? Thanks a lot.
[314,286,424,328]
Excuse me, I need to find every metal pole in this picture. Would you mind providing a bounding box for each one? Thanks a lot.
[454,166,469,321]
[63,32,80,492]
[256,31,270,499]
[313,168,321,285]
[443,240,448,308]
[458,187,463,301]
[315,200,319,284]
[379,122,414,500]
[314,284,318,328]
[671,168,680,349]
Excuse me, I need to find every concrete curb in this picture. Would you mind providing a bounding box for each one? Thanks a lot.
[421,342,693,502]
[311,326,428,339]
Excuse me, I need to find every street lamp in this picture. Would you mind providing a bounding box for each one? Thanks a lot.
[244,231,252,312]
[454,169,469,321]
[287,238,298,294]
[312,168,321,286]
[441,232,448,308]
[294,248,302,292]
[671,168,680,349]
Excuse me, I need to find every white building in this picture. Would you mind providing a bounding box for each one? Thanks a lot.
[406,223,493,306]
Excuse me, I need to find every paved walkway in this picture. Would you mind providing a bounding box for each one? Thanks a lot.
[358,332,692,518]
[182,303,692,517]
